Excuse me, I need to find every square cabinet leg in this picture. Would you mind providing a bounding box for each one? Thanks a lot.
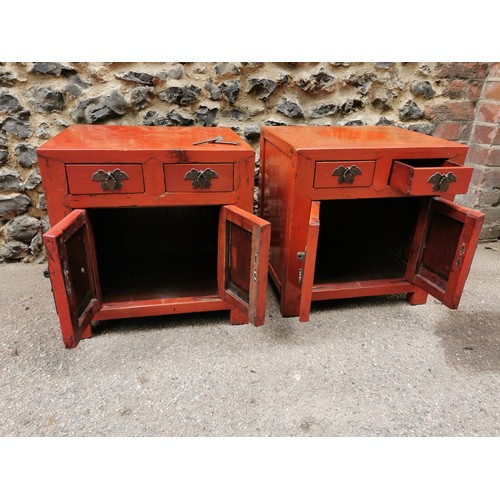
[230,307,249,325]
[280,294,301,318]
[406,288,428,305]
[81,324,93,339]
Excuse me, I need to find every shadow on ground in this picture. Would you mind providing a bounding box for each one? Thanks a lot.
[433,311,500,373]
[91,309,229,336]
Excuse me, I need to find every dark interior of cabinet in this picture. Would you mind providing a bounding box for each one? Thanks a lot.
[88,206,219,302]
[314,198,422,284]
[395,158,449,168]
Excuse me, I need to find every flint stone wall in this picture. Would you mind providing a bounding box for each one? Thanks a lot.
[0,62,496,262]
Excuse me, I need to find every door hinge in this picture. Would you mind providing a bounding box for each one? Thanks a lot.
[456,242,466,269]
[253,252,258,282]
[298,268,303,286]
[62,262,72,298]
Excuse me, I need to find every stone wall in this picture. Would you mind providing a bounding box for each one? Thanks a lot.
[457,63,500,240]
[0,62,495,262]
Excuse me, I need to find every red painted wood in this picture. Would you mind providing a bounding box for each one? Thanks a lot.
[38,158,71,226]
[230,307,250,325]
[66,163,144,195]
[37,125,263,347]
[258,139,295,306]
[165,163,233,192]
[311,280,416,301]
[262,126,468,158]
[218,205,271,326]
[260,125,483,321]
[37,125,253,155]
[410,198,484,308]
[299,201,320,322]
[390,160,474,196]
[43,209,101,348]
[406,287,428,305]
[143,157,165,198]
[80,324,92,339]
[65,192,239,209]
[314,161,376,188]
[94,296,229,321]
[281,153,316,317]
[233,157,254,213]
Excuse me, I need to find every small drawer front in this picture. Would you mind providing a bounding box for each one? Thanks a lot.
[314,161,376,188]
[390,160,474,196]
[66,164,144,194]
[165,163,234,192]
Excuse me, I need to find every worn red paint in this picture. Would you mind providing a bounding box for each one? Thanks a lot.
[259,125,484,320]
[38,125,270,348]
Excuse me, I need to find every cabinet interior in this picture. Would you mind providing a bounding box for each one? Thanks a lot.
[394,158,449,168]
[314,197,422,285]
[88,206,220,302]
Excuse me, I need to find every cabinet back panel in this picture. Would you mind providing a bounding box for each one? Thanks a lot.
[314,198,422,284]
[88,206,219,301]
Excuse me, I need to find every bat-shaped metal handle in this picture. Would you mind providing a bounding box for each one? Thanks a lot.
[332,165,362,184]
[427,172,457,192]
[184,168,219,188]
[91,168,129,191]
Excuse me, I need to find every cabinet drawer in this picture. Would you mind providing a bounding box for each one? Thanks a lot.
[390,160,473,196]
[165,163,234,192]
[66,164,144,194]
[314,161,376,188]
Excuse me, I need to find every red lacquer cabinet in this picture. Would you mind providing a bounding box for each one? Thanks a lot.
[37,125,270,348]
[259,126,484,321]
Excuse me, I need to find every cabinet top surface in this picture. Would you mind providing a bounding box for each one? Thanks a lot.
[37,125,253,153]
[262,126,467,151]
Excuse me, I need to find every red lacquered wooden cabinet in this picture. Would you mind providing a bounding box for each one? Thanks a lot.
[38,125,270,348]
[259,126,484,321]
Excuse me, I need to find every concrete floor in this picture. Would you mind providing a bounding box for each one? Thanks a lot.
[0,243,499,437]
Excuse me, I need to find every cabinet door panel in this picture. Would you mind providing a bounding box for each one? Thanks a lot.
[43,209,101,348]
[409,198,484,308]
[299,201,321,322]
[218,205,271,326]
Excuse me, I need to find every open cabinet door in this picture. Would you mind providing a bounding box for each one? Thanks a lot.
[218,205,271,326]
[408,197,484,309]
[299,201,320,322]
[43,209,102,348]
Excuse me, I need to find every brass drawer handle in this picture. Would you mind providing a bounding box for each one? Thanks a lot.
[332,165,362,184]
[428,172,457,192]
[91,168,129,191]
[184,168,219,188]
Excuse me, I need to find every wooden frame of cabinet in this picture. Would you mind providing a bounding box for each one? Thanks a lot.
[258,126,484,322]
[38,125,270,348]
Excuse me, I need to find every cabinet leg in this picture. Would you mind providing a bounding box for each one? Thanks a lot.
[81,323,92,339]
[280,296,301,318]
[406,288,428,305]
[230,307,249,325]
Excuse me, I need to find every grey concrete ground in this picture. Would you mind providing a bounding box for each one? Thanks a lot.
[0,243,499,437]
